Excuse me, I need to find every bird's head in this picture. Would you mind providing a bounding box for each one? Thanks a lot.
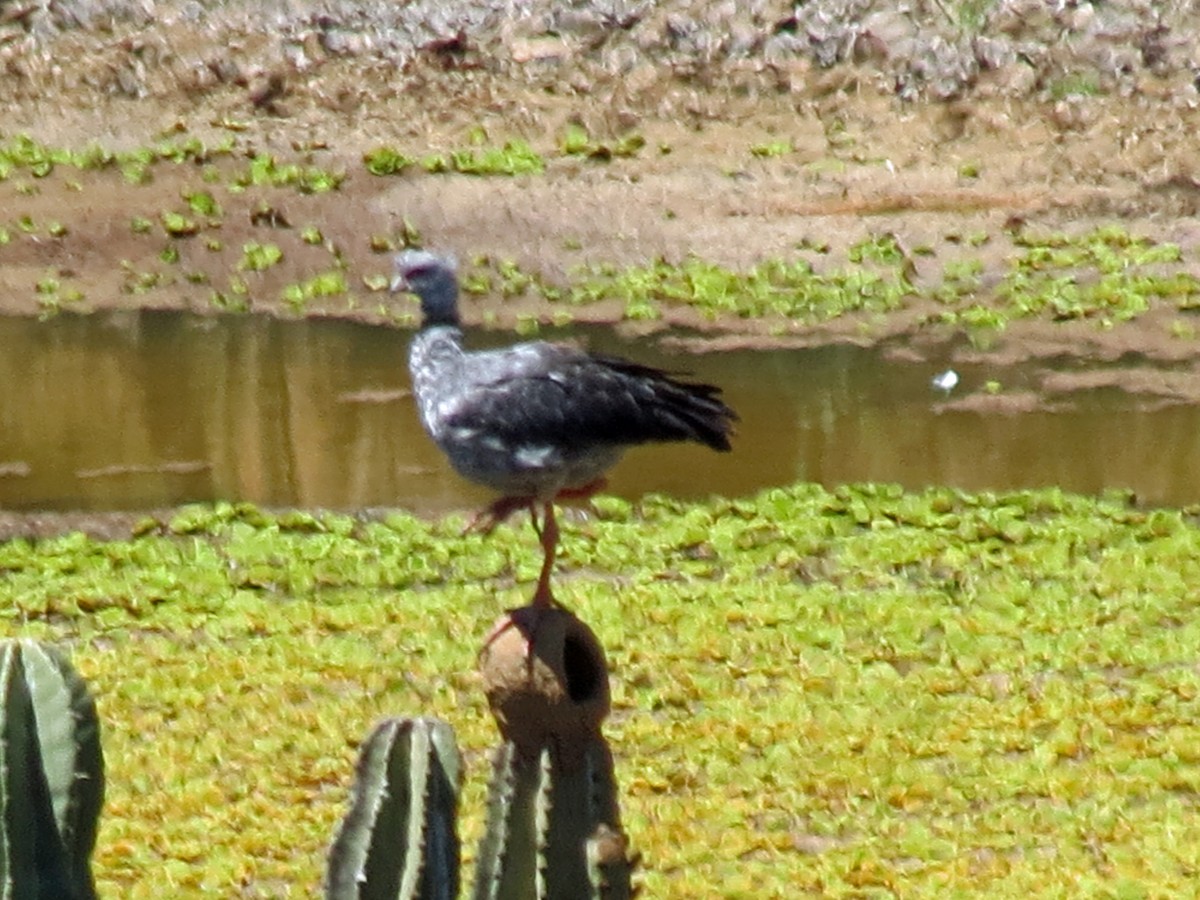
[391,249,461,327]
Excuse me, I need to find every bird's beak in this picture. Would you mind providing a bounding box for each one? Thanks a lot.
[389,273,409,294]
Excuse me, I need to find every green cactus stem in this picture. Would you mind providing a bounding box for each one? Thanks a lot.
[0,639,104,900]
[472,605,635,900]
[326,716,462,900]
[328,605,636,900]
[471,737,631,900]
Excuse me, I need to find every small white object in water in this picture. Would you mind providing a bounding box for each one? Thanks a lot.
[932,369,959,393]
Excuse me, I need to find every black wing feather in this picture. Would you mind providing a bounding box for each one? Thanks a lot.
[447,344,736,452]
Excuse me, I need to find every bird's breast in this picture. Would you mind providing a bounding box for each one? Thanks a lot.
[409,329,466,432]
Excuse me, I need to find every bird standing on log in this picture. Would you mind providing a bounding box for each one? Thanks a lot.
[392,250,737,608]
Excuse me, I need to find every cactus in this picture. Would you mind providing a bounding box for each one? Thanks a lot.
[326,716,462,900]
[330,722,634,900]
[327,605,637,900]
[471,606,633,899]
[471,738,631,900]
[0,639,104,900]
[0,615,633,900]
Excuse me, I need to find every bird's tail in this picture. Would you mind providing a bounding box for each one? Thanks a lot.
[597,357,738,452]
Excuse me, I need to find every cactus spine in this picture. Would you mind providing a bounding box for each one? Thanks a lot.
[0,639,104,900]
[471,738,629,900]
[326,716,462,900]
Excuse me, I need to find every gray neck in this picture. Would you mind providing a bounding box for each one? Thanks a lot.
[418,274,461,328]
[409,326,463,378]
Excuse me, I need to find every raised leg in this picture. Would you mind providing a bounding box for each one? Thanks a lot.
[531,501,559,608]
[555,477,608,502]
[463,495,534,536]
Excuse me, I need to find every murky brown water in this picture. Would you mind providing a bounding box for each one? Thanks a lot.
[1,310,1197,514]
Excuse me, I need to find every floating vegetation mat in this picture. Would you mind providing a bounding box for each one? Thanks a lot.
[1,483,1197,896]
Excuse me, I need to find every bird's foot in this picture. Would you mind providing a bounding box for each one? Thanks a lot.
[480,601,562,678]
[462,495,534,536]
[531,568,559,609]
[479,501,562,672]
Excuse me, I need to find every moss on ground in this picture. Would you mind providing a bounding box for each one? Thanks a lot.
[2,484,1199,896]
[496,225,1200,329]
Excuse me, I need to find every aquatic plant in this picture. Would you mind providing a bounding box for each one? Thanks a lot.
[240,241,284,272]
[159,211,199,237]
[100,137,233,184]
[2,484,1199,896]
[560,125,645,160]
[115,259,167,295]
[0,134,74,179]
[233,153,344,194]
[362,147,415,176]
[422,130,544,177]
[5,134,1198,337]
[208,289,247,312]
[954,225,1200,328]
[568,253,913,322]
[282,270,348,309]
[749,140,792,158]
[1169,319,1196,340]
[183,190,220,218]
[34,274,85,317]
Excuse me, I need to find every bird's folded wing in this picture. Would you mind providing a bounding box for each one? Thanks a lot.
[443,343,735,451]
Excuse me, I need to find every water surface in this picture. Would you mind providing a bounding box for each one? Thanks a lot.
[1,310,1196,514]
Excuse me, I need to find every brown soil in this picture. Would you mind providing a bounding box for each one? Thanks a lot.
[5,9,1200,334]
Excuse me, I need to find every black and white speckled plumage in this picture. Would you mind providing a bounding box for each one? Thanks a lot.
[396,250,736,503]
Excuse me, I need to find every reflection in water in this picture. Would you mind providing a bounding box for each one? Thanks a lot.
[0,309,1196,513]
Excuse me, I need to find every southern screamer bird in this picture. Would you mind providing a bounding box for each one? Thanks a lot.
[392,250,737,607]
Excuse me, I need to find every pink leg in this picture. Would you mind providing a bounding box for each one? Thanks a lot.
[464,496,559,606]
[525,479,607,606]
[555,477,608,502]
[531,501,559,608]
[479,501,559,663]
[463,495,534,535]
